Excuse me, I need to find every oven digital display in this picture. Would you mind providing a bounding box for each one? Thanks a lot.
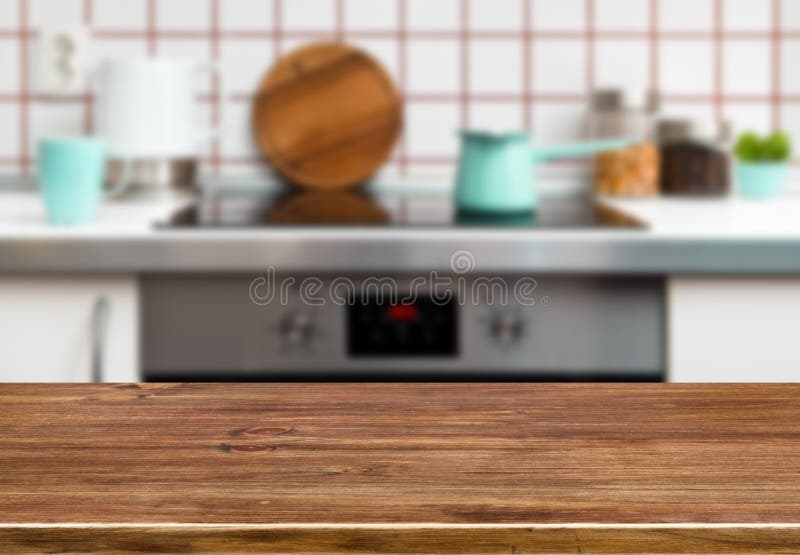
[347,297,458,357]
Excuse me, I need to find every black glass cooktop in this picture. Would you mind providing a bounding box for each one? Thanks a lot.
[161,187,645,230]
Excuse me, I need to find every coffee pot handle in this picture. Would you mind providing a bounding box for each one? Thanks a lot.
[531,138,635,161]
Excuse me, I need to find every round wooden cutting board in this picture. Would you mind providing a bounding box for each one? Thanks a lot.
[253,43,402,190]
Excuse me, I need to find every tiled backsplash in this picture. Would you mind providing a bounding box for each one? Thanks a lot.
[1,0,799,180]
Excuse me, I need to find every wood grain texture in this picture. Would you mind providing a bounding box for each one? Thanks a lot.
[2,383,800,554]
[253,42,402,190]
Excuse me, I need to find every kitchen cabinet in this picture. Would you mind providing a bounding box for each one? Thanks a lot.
[0,277,139,382]
[668,277,800,382]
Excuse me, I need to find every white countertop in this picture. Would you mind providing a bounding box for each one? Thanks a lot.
[2,179,800,273]
[603,195,800,239]
[4,183,800,240]
[0,190,191,238]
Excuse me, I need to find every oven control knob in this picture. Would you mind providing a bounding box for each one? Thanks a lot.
[279,312,315,347]
[488,314,527,347]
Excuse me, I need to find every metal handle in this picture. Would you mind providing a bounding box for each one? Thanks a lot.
[104,158,133,199]
[91,296,110,383]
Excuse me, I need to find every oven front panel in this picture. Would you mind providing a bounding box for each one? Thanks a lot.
[141,275,664,379]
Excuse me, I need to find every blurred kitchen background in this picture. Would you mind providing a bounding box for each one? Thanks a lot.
[1,0,797,180]
[2,0,800,385]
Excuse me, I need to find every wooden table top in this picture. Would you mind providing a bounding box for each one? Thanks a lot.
[2,383,800,554]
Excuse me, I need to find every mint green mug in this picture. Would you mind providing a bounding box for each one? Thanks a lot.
[37,138,108,225]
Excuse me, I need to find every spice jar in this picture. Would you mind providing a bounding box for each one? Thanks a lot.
[588,89,660,197]
[658,119,731,197]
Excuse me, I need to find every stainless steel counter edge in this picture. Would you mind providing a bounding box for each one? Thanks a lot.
[2,231,800,274]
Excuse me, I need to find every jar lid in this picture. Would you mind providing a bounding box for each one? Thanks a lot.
[658,119,731,143]
[591,88,659,112]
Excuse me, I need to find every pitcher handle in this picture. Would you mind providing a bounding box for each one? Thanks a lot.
[194,62,224,143]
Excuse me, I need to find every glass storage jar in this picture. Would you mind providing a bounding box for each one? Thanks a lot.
[658,119,731,197]
[588,89,660,197]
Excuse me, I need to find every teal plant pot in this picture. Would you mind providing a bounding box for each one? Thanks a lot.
[735,162,789,199]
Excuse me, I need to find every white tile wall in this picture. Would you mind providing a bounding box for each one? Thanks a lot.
[156,0,210,30]
[724,102,773,135]
[0,40,19,92]
[723,39,771,96]
[594,0,648,31]
[0,0,798,179]
[782,40,800,94]
[92,37,149,61]
[345,0,396,30]
[468,40,523,95]
[406,102,460,158]
[724,0,771,30]
[283,0,336,31]
[533,40,586,93]
[407,0,459,31]
[531,0,585,31]
[783,0,800,29]
[0,0,18,25]
[468,102,524,133]
[28,102,83,155]
[660,40,715,95]
[29,0,83,26]
[594,39,649,91]
[221,0,272,29]
[782,104,800,142]
[659,0,713,31]
[93,0,147,30]
[407,39,460,94]
[0,104,19,160]
[220,40,275,93]
[468,0,522,31]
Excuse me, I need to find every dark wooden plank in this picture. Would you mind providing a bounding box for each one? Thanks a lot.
[1,383,800,553]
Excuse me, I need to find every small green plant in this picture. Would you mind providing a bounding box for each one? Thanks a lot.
[734,131,792,163]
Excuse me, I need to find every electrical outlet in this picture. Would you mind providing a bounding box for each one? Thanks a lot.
[36,26,91,95]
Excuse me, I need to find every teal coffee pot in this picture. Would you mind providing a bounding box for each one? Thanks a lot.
[455,131,633,213]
